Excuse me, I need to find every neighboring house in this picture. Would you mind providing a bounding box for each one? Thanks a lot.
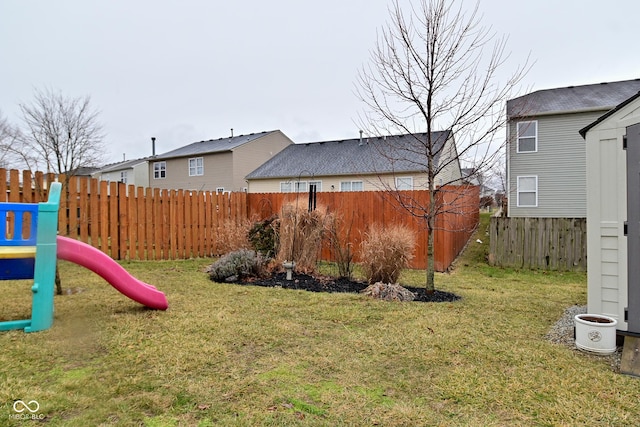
[506,78,640,218]
[64,166,101,177]
[461,167,495,199]
[92,158,150,188]
[245,131,462,193]
[149,130,293,192]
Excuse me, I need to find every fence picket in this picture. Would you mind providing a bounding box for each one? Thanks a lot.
[0,169,478,271]
[489,217,587,271]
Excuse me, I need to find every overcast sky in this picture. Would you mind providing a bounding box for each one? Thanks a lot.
[2,0,640,164]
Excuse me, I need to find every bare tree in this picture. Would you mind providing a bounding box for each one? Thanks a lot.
[356,0,528,291]
[17,89,106,295]
[0,111,15,169]
[18,88,105,175]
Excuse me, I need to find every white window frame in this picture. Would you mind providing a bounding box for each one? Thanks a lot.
[340,180,364,192]
[216,187,225,193]
[153,161,166,179]
[280,182,292,192]
[188,157,204,176]
[517,120,538,153]
[309,180,322,192]
[280,180,313,193]
[294,181,307,192]
[517,175,538,207]
[120,171,128,184]
[396,176,413,190]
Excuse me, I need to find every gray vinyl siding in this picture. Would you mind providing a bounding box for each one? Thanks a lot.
[508,111,604,218]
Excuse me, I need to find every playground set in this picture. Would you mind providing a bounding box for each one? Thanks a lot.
[0,182,168,333]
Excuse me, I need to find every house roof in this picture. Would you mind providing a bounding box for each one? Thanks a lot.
[579,91,640,138]
[152,130,280,160]
[246,131,451,180]
[65,166,101,176]
[507,78,640,118]
[97,157,149,173]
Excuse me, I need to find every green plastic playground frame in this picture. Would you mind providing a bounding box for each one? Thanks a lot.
[0,182,62,333]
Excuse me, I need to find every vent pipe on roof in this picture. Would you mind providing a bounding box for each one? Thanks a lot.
[231,128,234,138]
[359,130,363,146]
[123,153,126,161]
[151,137,156,157]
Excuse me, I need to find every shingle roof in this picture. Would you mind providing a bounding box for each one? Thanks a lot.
[579,91,640,138]
[507,78,640,118]
[98,158,149,173]
[246,131,451,180]
[153,130,278,160]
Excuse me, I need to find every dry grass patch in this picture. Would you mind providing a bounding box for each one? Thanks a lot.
[0,215,638,425]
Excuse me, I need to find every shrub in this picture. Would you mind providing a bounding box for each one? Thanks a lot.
[216,219,252,255]
[248,215,278,259]
[360,224,416,284]
[208,249,265,282]
[276,203,332,274]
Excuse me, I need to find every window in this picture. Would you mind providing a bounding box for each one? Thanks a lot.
[396,176,413,190]
[216,187,225,193]
[153,162,166,179]
[294,181,307,192]
[309,181,322,192]
[189,157,204,176]
[120,171,128,184]
[280,182,292,192]
[280,181,312,192]
[517,121,537,153]
[517,176,538,207]
[340,180,363,191]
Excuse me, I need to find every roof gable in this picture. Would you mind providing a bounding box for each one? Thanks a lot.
[246,131,452,180]
[507,78,640,118]
[580,92,640,138]
[153,130,279,160]
[97,158,149,173]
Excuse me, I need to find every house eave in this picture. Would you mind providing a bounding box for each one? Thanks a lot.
[508,106,612,120]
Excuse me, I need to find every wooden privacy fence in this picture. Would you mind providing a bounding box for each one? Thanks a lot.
[488,217,587,271]
[1,169,479,271]
[248,186,479,271]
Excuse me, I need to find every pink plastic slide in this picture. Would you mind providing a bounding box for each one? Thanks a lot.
[56,236,168,310]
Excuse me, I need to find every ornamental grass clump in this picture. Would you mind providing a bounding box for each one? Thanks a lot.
[276,203,332,274]
[360,224,416,284]
[208,249,265,282]
[216,219,252,255]
[361,282,416,302]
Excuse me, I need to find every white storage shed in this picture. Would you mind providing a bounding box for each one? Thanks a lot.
[582,92,640,335]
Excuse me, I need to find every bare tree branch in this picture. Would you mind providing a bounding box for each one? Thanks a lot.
[17,88,106,177]
[356,0,530,291]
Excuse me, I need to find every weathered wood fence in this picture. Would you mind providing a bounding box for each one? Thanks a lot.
[2,169,479,271]
[248,186,479,271]
[488,217,587,271]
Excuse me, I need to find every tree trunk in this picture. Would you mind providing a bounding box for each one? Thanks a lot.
[55,265,62,295]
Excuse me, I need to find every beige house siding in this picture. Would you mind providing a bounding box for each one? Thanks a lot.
[233,131,293,190]
[94,162,150,188]
[150,152,234,191]
[149,131,293,192]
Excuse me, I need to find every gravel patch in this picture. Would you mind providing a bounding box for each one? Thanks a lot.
[545,305,622,372]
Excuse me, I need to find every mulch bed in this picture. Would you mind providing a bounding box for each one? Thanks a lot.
[231,272,460,303]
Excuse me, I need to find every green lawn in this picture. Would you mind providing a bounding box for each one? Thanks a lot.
[0,216,637,426]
